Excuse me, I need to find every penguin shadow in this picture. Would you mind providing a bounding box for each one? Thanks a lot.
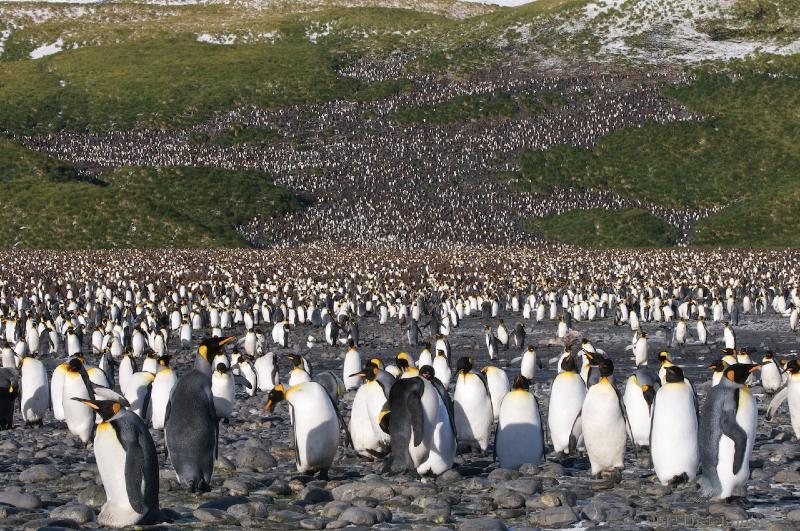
[22,385,49,427]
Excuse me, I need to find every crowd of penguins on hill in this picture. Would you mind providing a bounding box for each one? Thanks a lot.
[0,247,799,527]
[20,70,717,247]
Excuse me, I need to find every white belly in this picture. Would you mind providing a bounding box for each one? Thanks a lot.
[95,423,144,527]
[496,391,543,470]
[20,360,49,423]
[453,375,493,451]
[150,370,177,429]
[548,373,586,453]
[63,373,94,443]
[651,385,698,484]
[582,384,627,475]
[623,380,651,447]
[343,352,362,391]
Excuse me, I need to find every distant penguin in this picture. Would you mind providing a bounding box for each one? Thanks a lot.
[623,368,656,448]
[512,322,526,350]
[495,375,543,470]
[237,354,258,397]
[343,340,362,391]
[633,332,648,367]
[264,382,344,478]
[51,359,69,421]
[766,359,800,438]
[287,354,312,387]
[760,352,783,394]
[312,371,344,405]
[124,371,155,423]
[581,358,628,476]
[211,363,235,422]
[520,345,541,380]
[453,357,493,453]
[349,362,391,458]
[549,355,586,455]
[0,368,19,430]
[165,340,227,493]
[708,359,726,386]
[73,397,159,527]
[151,356,177,430]
[255,351,279,392]
[417,342,433,368]
[118,352,138,395]
[19,354,49,426]
[62,357,97,445]
[482,365,509,421]
[651,365,699,485]
[699,363,760,499]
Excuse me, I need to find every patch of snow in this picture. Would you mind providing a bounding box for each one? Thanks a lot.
[196,32,237,45]
[306,22,333,44]
[30,37,62,59]
[0,29,10,55]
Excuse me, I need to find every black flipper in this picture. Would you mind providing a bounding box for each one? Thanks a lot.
[568,411,583,454]
[114,419,147,514]
[720,406,748,475]
[409,388,424,447]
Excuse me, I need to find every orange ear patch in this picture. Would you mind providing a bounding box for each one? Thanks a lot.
[726,369,734,381]
[112,403,121,414]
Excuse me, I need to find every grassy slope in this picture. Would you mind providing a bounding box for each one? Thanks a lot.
[518,58,800,247]
[0,139,299,248]
[528,208,678,248]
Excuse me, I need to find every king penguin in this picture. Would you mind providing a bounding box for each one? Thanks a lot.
[165,338,232,492]
[699,363,760,499]
[62,357,97,445]
[623,367,656,449]
[18,353,49,427]
[759,352,784,394]
[417,365,456,475]
[495,375,544,470]
[264,381,345,478]
[482,364,509,421]
[453,357,493,453]
[549,355,586,455]
[343,340,362,391]
[73,396,160,527]
[580,358,629,476]
[150,355,177,430]
[650,365,699,485]
[349,362,391,458]
[766,359,800,438]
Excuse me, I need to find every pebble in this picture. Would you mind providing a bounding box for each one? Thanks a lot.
[301,487,334,504]
[530,506,579,527]
[199,496,250,511]
[0,491,42,509]
[194,507,241,524]
[708,502,749,522]
[227,501,269,519]
[49,504,95,524]
[19,465,62,483]
[459,517,509,531]
[234,447,277,470]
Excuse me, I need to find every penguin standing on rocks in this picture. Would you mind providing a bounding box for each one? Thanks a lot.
[417,365,456,475]
[495,375,544,470]
[760,352,784,394]
[766,359,800,439]
[623,368,656,449]
[18,353,49,427]
[150,356,177,430]
[482,364,509,421]
[650,365,699,485]
[73,397,159,527]
[699,363,761,500]
[580,358,629,476]
[349,362,391,458]
[453,357,493,453]
[264,382,345,478]
[549,355,586,455]
[62,357,97,445]
[0,368,19,430]
[165,338,231,493]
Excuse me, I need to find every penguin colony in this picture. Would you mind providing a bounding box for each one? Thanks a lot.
[21,72,719,247]
[0,248,799,528]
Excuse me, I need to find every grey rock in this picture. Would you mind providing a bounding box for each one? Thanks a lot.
[424,501,451,523]
[228,501,269,519]
[581,501,635,522]
[0,491,42,509]
[460,517,508,531]
[234,447,277,470]
[708,502,749,522]
[300,518,330,529]
[50,504,95,524]
[199,496,250,510]
[505,477,542,496]
[223,478,250,496]
[268,509,306,522]
[265,478,292,496]
[338,507,379,525]
[301,487,334,504]
[788,509,800,522]
[19,465,62,483]
[531,506,578,527]
[322,501,350,519]
[488,468,520,482]
[77,485,105,507]
[194,507,240,524]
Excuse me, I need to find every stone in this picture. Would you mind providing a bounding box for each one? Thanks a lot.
[50,504,95,524]
[301,487,334,504]
[300,518,330,529]
[227,501,269,519]
[338,507,379,525]
[194,507,240,524]
[0,491,42,509]
[488,468,520,482]
[77,485,106,507]
[460,517,508,531]
[223,478,250,496]
[322,501,350,519]
[788,509,800,522]
[505,477,542,496]
[199,496,251,511]
[234,447,277,470]
[19,465,62,483]
[424,501,451,523]
[708,502,749,522]
[531,506,579,527]
[22,517,81,529]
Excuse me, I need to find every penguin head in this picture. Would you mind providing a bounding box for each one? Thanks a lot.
[664,365,685,383]
[785,359,800,375]
[762,351,774,362]
[347,339,355,350]
[707,359,725,372]
[66,357,84,372]
[724,363,760,385]
[511,375,530,390]
[351,362,379,382]
[419,365,435,380]
[264,384,286,412]
[286,354,303,367]
[560,354,577,373]
[215,363,228,374]
[158,355,172,367]
[658,351,670,363]
[198,336,236,362]
[598,358,614,378]
[370,357,383,368]
[395,356,410,372]
[72,398,126,421]
[456,356,473,374]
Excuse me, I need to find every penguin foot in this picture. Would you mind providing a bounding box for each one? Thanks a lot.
[668,473,689,487]
[315,469,329,481]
